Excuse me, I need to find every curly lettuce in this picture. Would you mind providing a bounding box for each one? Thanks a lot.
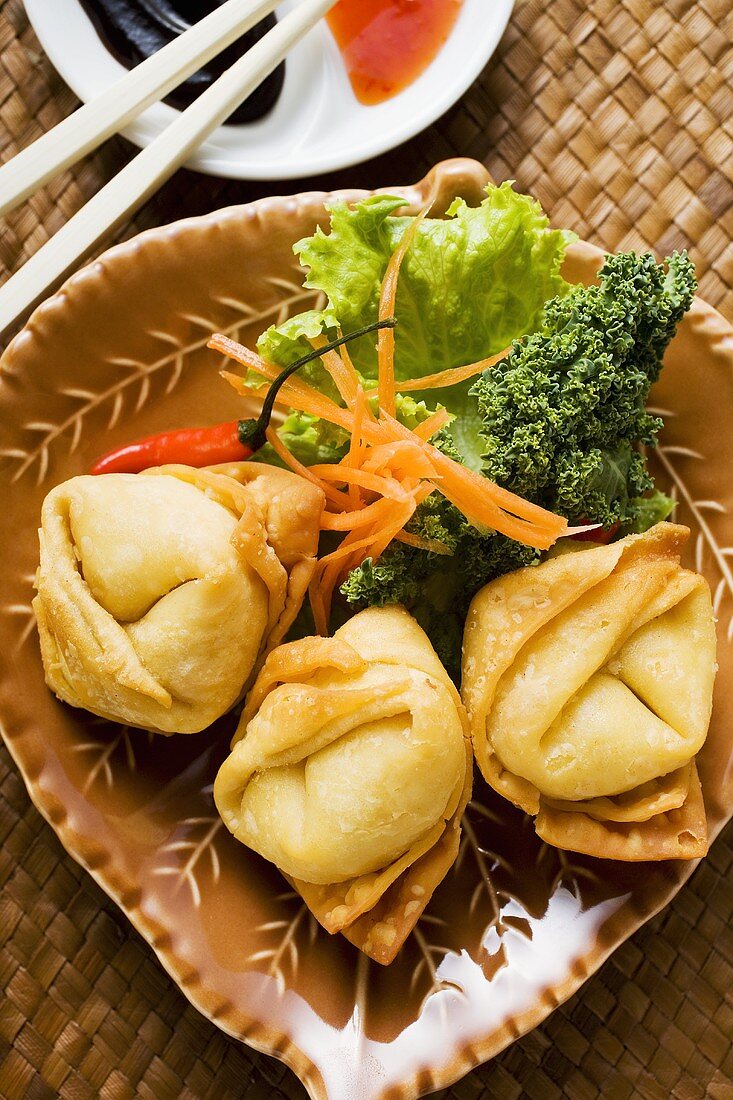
[257,182,575,468]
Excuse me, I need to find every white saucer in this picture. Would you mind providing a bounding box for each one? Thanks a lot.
[23,0,515,180]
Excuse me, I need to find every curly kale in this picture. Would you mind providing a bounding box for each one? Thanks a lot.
[471,250,696,529]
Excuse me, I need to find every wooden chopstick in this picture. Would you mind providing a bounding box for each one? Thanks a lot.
[0,0,284,219]
[0,0,338,339]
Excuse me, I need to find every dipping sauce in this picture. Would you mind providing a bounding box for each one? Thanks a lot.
[78,0,284,124]
[327,0,463,106]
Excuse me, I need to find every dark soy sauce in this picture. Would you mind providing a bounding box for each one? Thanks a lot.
[78,0,285,123]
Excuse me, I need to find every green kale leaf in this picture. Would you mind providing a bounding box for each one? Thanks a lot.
[472,250,696,527]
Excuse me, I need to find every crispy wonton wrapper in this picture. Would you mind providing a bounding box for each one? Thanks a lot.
[215,605,472,964]
[33,462,323,734]
[462,524,717,861]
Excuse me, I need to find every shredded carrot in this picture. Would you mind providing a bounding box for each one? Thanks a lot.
[345,384,366,508]
[213,333,388,446]
[360,440,437,480]
[310,528,384,633]
[222,369,355,437]
[394,529,452,555]
[364,499,417,562]
[366,346,512,397]
[377,200,432,418]
[222,340,566,579]
[212,334,294,384]
[264,426,350,509]
[311,496,417,631]
[221,368,387,446]
[310,334,361,408]
[264,425,323,488]
[410,482,437,508]
[309,464,410,502]
[412,408,451,441]
[320,496,399,531]
[311,475,432,631]
[345,385,363,462]
[339,339,362,391]
[318,521,403,570]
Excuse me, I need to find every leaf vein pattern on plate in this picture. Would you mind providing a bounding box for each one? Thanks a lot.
[656,445,733,642]
[4,287,319,485]
[249,891,318,997]
[152,815,224,910]
[72,724,151,794]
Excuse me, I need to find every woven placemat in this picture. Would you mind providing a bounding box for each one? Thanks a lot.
[1,0,732,1096]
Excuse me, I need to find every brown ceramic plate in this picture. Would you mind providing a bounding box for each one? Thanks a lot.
[1,159,732,1100]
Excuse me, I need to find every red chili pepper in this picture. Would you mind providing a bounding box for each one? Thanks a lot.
[90,419,257,475]
[90,317,395,476]
[571,521,620,544]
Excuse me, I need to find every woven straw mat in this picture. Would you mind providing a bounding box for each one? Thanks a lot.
[1,0,732,1096]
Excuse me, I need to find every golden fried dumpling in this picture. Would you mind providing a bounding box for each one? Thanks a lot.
[34,462,323,734]
[462,523,716,861]
[215,605,471,964]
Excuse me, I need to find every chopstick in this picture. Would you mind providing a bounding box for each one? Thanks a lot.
[0,0,283,219]
[0,0,338,339]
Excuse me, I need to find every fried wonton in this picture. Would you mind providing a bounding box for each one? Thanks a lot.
[462,524,716,860]
[33,462,323,734]
[215,605,472,963]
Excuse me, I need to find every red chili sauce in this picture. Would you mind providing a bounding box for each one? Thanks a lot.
[327,0,464,106]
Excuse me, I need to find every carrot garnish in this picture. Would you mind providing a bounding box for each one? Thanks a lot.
[311,334,361,408]
[309,465,410,501]
[377,200,431,418]
[364,500,417,563]
[412,408,452,441]
[219,332,568,626]
[311,499,417,633]
[264,426,350,509]
[394,529,452,555]
[338,338,362,391]
[214,331,389,446]
[310,529,382,634]
[345,384,367,508]
[360,440,437,480]
[368,346,512,396]
[264,425,325,488]
[320,496,400,531]
[213,334,295,384]
[222,369,387,445]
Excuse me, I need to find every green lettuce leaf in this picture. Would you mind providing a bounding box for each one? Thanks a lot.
[621,490,676,535]
[256,183,575,467]
[276,410,349,465]
[250,309,341,400]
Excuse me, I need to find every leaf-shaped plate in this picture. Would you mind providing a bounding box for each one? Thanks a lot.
[1,159,732,1100]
